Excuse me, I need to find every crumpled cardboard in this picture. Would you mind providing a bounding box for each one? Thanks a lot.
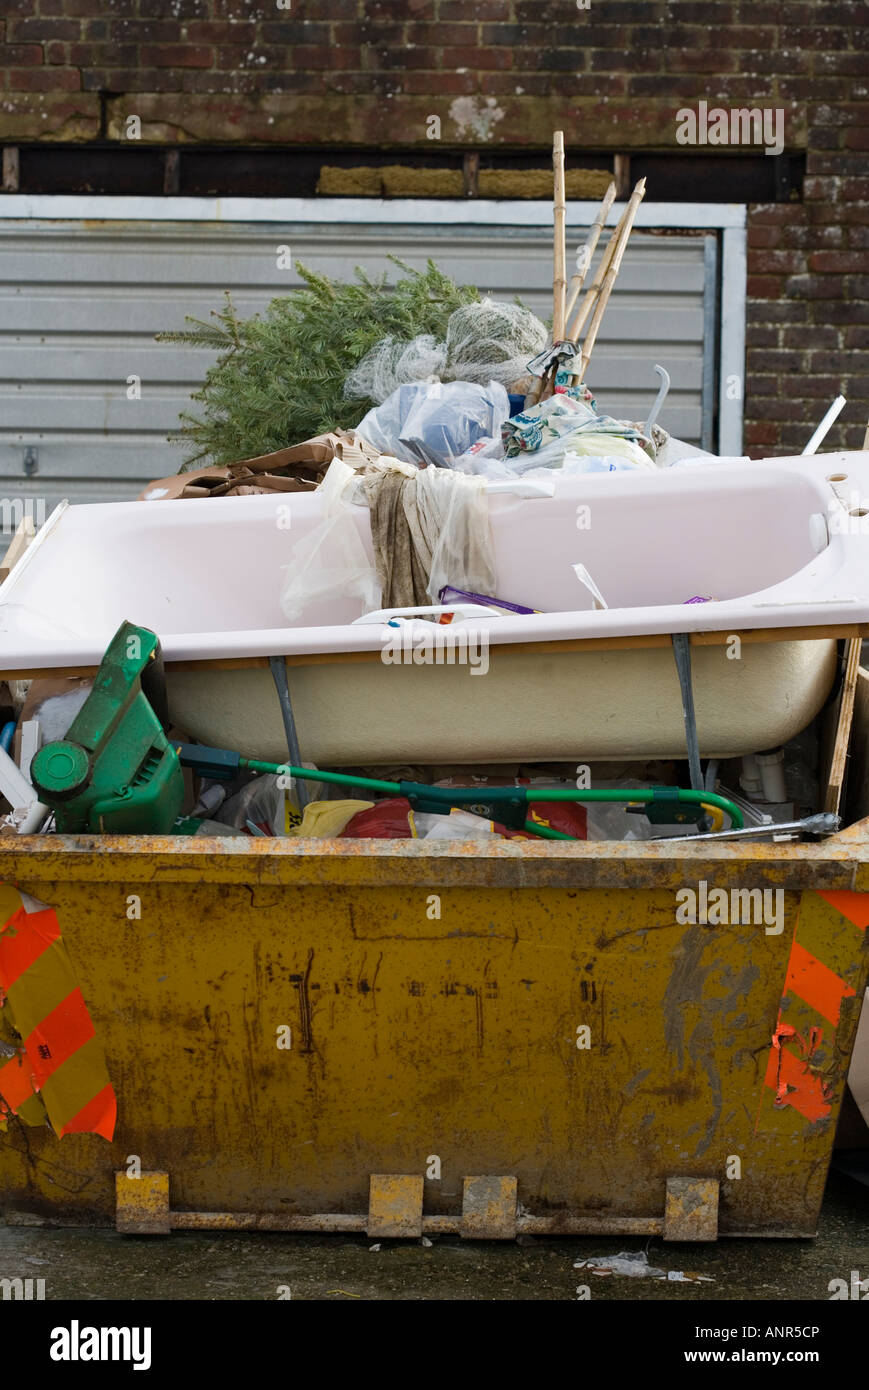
[139,430,383,501]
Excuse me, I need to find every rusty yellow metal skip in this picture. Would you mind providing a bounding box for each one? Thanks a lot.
[0,828,867,1240]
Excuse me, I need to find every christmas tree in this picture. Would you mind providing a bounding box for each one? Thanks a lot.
[159,257,479,469]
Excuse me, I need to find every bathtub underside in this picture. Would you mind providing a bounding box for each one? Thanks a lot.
[165,637,839,766]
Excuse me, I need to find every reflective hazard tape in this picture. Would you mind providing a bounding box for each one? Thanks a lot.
[762,889,868,1123]
[0,884,116,1142]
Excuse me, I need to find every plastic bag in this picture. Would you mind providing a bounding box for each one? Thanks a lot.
[215,773,322,836]
[355,380,510,468]
[279,459,381,622]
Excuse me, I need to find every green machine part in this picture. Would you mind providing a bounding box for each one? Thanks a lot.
[30,620,185,834]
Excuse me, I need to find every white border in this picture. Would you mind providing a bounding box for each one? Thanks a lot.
[0,194,746,228]
[0,194,747,451]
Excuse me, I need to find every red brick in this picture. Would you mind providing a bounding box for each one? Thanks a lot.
[71,43,140,66]
[809,251,867,272]
[666,49,740,72]
[748,249,807,274]
[747,275,786,297]
[844,326,869,349]
[808,351,853,375]
[744,421,780,447]
[1,42,43,63]
[333,21,404,44]
[779,77,849,100]
[325,72,402,96]
[748,225,783,248]
[749,203,806,224]
[747,348,807,373]
[786,273,846,299]
[845,128,869,150]
[816,52,869,76]
[803,175,842,200]
[182,20,257,44]
[749,300,808,323]
[799,375,848,398]
[177,69,256,94]
[588,48,661,73]
[746,398,797,421]
[809,128,844,151]
[480,72,551,95]
[44,39,66,62]
[400,70,477,94]
[102,18,184,41]
[367,46,440,69]
[746,374,781,395]
[258,20,331,44]
[480,23,537,45]
[842,177,869,199]
[441,45,512,70]
[82,67,184,92]
[7,16,80,38]
[61,0,134,11]
[826,301,869,324]
[407,23,478,45]
[5,65,79,89]
[782,326,841,349]
[368,0,434,16]
[441,0,511,16]
[139,45,213,68]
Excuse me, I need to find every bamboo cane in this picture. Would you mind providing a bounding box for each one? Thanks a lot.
[566,194,631,345]
[564,181,617,327]
[577,177,646,382]
[552,131,567,342]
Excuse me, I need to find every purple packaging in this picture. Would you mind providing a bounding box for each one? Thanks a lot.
[439,585,539,616]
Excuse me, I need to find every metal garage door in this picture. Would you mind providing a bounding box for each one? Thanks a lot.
[0,217,715,556]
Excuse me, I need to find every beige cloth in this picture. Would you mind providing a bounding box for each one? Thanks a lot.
[363,465,497,611]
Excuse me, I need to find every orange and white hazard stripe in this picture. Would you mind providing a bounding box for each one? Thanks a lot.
[763,889,869,1123]
[0,883,116,1141]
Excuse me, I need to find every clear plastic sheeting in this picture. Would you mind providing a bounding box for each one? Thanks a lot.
[411,465,497,605]
[279,458,384,622]
[355,380,510,468]
[344,298,548,404]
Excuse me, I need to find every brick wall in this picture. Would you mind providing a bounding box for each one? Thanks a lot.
[0,0,867,454]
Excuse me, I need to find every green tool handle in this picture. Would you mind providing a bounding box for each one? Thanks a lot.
[239,757,743,831]
[242,758,401,795]
[523,787,743,828]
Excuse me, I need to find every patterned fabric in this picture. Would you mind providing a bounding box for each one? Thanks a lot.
[502,393,649,460]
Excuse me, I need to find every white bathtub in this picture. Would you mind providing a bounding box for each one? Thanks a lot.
[2,452,868,766]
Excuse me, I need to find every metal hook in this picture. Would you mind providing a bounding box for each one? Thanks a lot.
[643,364,671,439]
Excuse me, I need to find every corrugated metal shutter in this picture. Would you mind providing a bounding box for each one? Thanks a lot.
[0,219,714,556]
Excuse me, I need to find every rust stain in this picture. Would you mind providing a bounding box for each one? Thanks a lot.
[291,948,315,1055]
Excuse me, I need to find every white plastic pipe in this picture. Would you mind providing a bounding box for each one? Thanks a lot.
[16,801,50,835]
[802,395,846,456]
[0,743,36,813]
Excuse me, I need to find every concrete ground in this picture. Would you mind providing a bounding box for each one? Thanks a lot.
[1,1169,866,1302]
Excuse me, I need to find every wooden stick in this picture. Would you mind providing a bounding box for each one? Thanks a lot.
[566,195,630,344]
[564,181,617,327]
[552,131,566,342]
[578,177,646,382]
[824,636,862,814]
